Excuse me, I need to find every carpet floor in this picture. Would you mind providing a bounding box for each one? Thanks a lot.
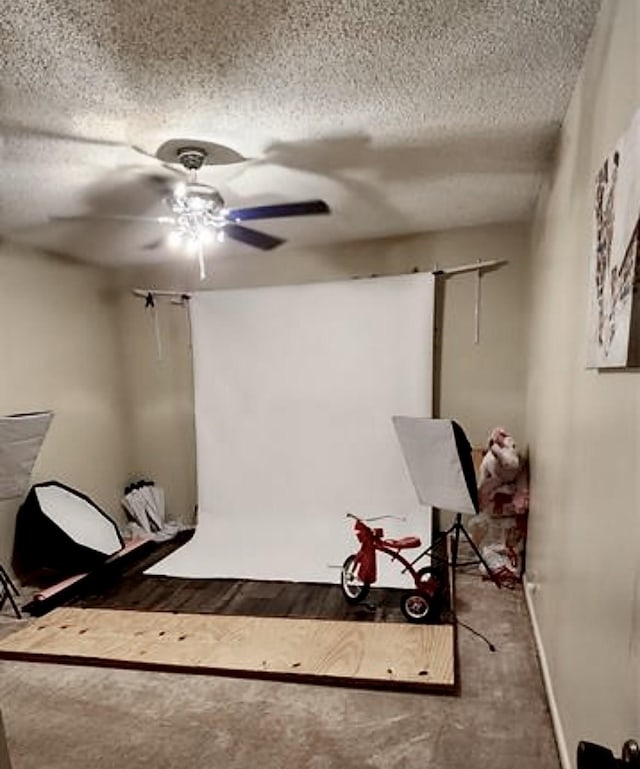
[0,565,559,769]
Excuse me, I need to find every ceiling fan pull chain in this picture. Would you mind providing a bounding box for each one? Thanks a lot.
[197,241,206,281]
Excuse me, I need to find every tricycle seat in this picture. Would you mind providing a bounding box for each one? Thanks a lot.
[382,536,421,550]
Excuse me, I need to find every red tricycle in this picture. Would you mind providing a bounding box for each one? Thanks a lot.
[340,513,445,623]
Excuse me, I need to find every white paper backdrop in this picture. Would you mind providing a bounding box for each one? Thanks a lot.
[147,273,434,586]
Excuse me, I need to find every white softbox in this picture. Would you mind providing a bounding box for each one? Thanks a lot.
[392,417,478,515]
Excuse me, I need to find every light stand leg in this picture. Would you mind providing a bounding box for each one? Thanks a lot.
[451,514,462,589]
[0,565,21,620]
[0,566,19,595]
[451,513,462,569]
[457,522,502,589]
[407,525,453,570]
[408,514,502,589]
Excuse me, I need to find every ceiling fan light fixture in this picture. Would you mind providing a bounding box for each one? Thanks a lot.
[163,179,228,249]
[166,183,225,216]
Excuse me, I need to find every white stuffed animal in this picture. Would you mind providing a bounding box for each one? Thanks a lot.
[478,427,520,506]
[473,427,529,582]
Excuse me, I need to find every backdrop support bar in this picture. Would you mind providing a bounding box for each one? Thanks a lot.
[132,289,191,299]
[433,259,508,276]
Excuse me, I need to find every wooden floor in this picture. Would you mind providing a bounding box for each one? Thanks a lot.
[71,573,420,623]
[0,606,455,692]
[60,533,450,625]
[8,535,456,692]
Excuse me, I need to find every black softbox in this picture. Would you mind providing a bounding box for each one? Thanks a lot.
[13,481,123,582]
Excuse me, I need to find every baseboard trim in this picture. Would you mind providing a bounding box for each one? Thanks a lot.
[523,575,571,769]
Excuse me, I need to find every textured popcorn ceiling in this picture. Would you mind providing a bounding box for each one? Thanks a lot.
[0,0,601,265]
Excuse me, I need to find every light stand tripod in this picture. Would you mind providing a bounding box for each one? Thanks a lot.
[409,511,502,589]
[392,417,503,589]
[0,564,21,619]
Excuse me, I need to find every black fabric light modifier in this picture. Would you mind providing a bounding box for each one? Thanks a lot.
[12,481,123,581]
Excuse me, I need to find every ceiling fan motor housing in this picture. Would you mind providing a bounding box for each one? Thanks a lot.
[177,147,207,171]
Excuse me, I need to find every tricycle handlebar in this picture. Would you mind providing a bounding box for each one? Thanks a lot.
[346,512,407,523]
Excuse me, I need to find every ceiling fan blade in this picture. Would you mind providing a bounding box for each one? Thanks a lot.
[0,121,131,149]
[130,145,187,177]
[51,214,175,225]
[130,144,161,160]
[142,237,165,250]
[2,123,186,177]
[225,199,330,222]
[223,223,285,250]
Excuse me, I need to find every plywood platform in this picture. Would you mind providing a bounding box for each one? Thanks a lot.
[0,607,456,692]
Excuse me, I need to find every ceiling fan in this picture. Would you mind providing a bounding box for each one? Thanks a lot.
[52,142,331,278]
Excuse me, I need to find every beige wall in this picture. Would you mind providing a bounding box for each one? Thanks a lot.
[117,221,530,525]
[116,293,197,525]
[0,243,130,573]
[525,0,639,763]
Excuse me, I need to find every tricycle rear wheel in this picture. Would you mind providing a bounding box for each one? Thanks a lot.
[400,591,439,623]
[401,566,444,624]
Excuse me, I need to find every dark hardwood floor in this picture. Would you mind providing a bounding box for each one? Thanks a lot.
[71,572,413,622]
[32,531,451,624]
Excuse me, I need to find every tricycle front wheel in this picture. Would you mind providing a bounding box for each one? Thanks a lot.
[340,555,370,604]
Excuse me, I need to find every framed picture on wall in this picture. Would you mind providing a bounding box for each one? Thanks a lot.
[586,108,640,369]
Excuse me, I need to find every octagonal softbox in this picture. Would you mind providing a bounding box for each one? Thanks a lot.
[13,481,123,581]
